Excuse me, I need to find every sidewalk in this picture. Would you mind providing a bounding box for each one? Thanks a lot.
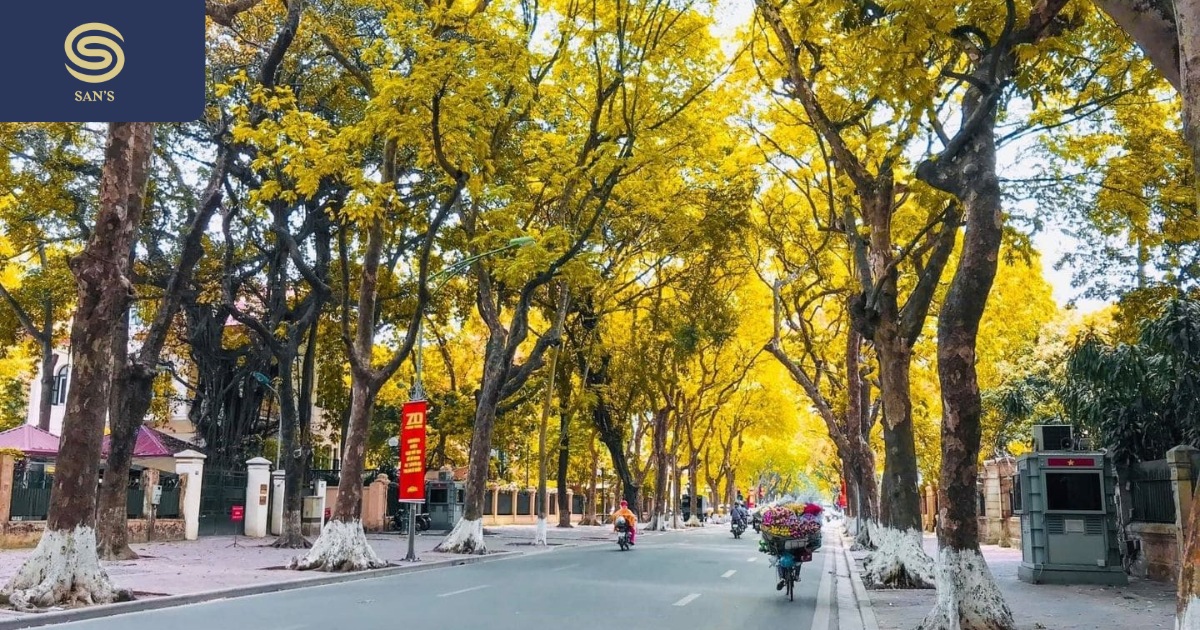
[0,523,620,620]
[848,533,1176,630]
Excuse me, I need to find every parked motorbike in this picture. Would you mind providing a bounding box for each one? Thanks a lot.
[615,518,632,551]
[731,520,746,539]
[393,507,432,532]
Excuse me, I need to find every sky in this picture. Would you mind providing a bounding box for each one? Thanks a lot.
[709,0,1111,313]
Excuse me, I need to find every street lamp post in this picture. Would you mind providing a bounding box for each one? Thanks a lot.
[401,236,536,561]
[251,372,281,462]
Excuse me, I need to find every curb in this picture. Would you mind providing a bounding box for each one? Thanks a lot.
[841,534,880,630]
[0,550,521,629]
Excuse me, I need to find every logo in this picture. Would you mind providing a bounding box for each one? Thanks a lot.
[0,0,203,122]
[64,23,125,84]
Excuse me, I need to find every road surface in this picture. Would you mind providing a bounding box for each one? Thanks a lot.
[47,526,833,629]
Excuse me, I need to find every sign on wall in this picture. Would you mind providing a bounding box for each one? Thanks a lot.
[399,399,428,503]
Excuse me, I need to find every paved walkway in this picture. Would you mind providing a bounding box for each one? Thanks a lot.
[850,533,1176,630]
[0,523,635,619]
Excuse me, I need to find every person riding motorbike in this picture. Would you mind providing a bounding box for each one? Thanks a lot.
[612,500,637,545]
[731,502,749,527]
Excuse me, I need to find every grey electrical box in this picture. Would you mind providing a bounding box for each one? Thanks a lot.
[1016,450,1127,585]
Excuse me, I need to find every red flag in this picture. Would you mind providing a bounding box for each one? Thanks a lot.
[399,400,428,503]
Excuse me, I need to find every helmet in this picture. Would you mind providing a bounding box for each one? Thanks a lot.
[619,499,628,508]
[615,516,627,526]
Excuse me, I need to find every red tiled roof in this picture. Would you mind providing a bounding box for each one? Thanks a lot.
[101,426,200,458]
[0,425,61,457]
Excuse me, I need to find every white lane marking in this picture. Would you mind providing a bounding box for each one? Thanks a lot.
[721,570,737,578]
[747,557,758,562]
[673,593,701,607]
[550,563,580,572]
[437,585,490,598]
[809,545,835,630]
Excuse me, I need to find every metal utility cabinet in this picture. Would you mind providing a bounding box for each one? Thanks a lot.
[1016,438,1127,585]
[426,470,464,530]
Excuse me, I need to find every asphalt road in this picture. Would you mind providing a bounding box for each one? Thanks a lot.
[47,526,830,629]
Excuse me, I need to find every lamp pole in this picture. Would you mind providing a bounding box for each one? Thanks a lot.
[402,236,536,561]
[251,372,281,462]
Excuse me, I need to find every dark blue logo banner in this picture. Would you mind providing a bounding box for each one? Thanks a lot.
[0,0,205,122]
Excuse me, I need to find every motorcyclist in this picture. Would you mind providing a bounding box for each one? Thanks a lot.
[612,500,637,545]
[731,501,749,527]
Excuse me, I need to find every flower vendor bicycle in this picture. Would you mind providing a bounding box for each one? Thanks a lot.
[758,502,824,601]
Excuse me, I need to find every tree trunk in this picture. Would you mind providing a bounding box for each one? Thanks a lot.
[579,434,599,526]
[1179,484,1200,628]
[97,304,139,561]
[36,339,57,432]
[1,123,152,610]
[648,405,670,530]
[916,57,1016,630]
[556,406,572,528]
[534,339,561,545]
[437,334,506,554]
[273,355,311,549]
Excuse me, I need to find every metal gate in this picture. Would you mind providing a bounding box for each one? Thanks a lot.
[198,468,247,536]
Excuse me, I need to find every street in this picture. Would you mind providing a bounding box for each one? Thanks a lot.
[44,527,830,630]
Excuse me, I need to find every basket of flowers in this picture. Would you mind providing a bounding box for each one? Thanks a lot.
[758,502,823,558]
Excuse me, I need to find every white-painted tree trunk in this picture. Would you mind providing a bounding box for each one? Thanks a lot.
[1180,596,1200,630]
[290,519,386,572]
[862,525,935,589]
[919,547,1014,630]
[435,518,486,555]
[533,517,548,546]
[646,513,670,531]
[1,526,125,610]
[686,515,702,527]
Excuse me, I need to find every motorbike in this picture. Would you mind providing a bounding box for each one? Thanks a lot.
[751,512,762,533]
[393,507,432,532]
[731,519,747,539]
[615,518,632,551]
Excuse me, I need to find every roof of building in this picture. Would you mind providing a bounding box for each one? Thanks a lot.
[0,425,61,457]
[101,426,203,458]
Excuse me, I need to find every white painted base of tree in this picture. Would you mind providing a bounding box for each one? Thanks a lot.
[289,519,386,572]
[533,517,548,546]
[919,547,1014,630]
[851,519,876,551]
[1,526,127,611]
[686,515,702,527]
[862,526,935,589]
[1179,596,1200,630]
[435,518,486,555]
[645,513,669,531]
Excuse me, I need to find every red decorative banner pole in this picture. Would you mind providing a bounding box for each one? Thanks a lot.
[399,399,427,562]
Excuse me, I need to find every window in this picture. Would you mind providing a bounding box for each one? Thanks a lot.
[1045,472,1103,512]
[51,366,68,406]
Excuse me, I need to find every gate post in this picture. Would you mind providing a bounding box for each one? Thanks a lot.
[271,469,285,536]
[1168,445,1198,557]
[244,457,271,537]
[0,452,15,524]
[173,450,207,540]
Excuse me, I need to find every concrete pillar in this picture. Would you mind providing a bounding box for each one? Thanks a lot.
[490,487,499,517]
[173,450,206,541]
[271,469,285,536]
[511,489,518,523]
[0,453,16,523]
[314,479,328,529]
[1167,445,1198,557]
[244,457,271,538]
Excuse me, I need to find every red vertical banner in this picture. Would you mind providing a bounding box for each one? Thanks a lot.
[398,400,428,503]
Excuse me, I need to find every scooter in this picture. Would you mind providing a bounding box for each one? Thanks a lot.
[393,508,432,532]
[615,518,632,551]
[732,520,747,539]
[751,512,762,533]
